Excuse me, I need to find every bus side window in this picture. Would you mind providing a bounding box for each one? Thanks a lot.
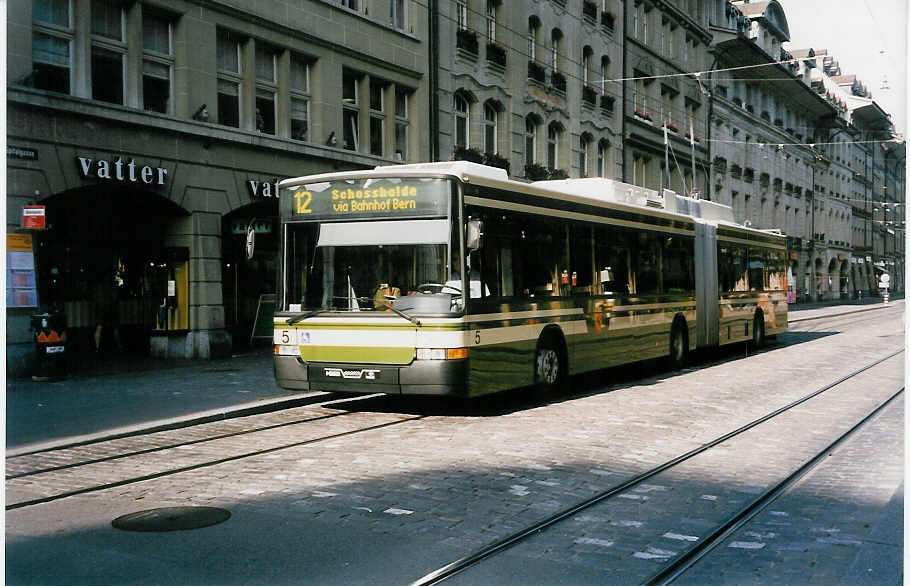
[635,230,661,295]
[594,225,632,295]
[748,248,765,292]
[570,224,595,296]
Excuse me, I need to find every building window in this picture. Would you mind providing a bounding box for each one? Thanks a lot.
[34,0,69,27]
[91,0,125,104]
[395,87,410,161]
[579,135,590,177]
[92,46,124,104]
[142,11,173,114]
[528,17,539,61]
[342,0,361,11]
[32,31,71,94]
[216,30,242,127]
[456,0,468,29]
[582,47,591,86]
[290,55,311,141]
[597,140,609,177]
[600,56,610,94]
[392,0,407,30]
[550,29,561,72]
[525,117,538,165]
[486,0,497,43]
[33,0,73,94]
[547,122,560,170]
[484,102,498,154]
[342,69,360,151]
[255,42,278,134]
[455,93,470,147]
[369,80,386,156]
[633,154,648,187]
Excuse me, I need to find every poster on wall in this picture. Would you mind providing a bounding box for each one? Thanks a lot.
[7,234,38,308]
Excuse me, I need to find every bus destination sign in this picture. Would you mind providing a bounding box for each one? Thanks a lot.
[288,178,448,220]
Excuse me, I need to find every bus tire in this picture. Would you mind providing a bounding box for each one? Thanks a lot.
[534,332,566,393]
[668,318,688,370]
[750,312,766,350]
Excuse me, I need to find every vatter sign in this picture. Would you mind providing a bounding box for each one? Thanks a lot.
[76,156,168,185]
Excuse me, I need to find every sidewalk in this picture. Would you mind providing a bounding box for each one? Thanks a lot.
[6,299,900,452]
[6,349,322,451]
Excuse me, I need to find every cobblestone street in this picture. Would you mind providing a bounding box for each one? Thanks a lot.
[6,302,905,585]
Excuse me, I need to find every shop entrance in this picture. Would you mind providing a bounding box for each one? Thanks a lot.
[222,200,279,350]
[36,186,189,357]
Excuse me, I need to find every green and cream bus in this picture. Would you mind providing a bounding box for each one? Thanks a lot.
[273,161,787,397]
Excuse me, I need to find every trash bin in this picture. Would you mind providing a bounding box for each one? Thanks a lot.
[31,310,67,381]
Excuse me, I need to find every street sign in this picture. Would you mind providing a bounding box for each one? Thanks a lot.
[22,205,46,230]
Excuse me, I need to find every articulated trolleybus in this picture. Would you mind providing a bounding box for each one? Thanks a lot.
[273,161,787,397]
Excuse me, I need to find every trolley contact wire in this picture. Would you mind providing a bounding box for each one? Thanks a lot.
[7,414,425,511]
[408,348,904,586]
[643,385,904,586]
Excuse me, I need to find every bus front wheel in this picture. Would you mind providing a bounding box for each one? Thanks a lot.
[535,336,566,393]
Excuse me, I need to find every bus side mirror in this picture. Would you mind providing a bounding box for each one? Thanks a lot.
[466,220,483,251]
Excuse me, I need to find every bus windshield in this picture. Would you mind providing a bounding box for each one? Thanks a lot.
[284,219,463,316]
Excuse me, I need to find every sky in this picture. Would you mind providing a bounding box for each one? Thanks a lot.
[780,0,907,136]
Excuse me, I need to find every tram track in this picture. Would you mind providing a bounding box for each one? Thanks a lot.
[6,398,425,511]
[407,349,904,586]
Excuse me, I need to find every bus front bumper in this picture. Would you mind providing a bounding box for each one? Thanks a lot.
[273,356,468,397]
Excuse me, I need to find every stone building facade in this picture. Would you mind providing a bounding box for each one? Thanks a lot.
[6,0,904,375]
[7,0,430,375]
[439,0,625,180]
[622,0,711,195]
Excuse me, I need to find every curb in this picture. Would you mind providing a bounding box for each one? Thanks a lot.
[789,302,899,324]
[7,392,329,457]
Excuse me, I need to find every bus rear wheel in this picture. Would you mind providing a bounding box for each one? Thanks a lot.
[668,321,688,369]
[535,337,565,393]
[750,313,766,349]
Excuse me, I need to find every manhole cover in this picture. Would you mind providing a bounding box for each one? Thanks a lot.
[112,506,230,532]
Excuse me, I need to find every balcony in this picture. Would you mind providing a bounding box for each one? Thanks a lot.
[550,71,567,94]
[600,93,615,114]
[601,11,616,31]
[456,28,478,56]
[486,41,507,68]
[528,61,546,84]
[582,85,598,106]
[583,0,597,22]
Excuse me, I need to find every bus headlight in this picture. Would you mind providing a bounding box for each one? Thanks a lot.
[416,348,467,360]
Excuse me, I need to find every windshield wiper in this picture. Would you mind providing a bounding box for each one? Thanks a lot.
[286,310,329,325]
[384,300,422,326]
